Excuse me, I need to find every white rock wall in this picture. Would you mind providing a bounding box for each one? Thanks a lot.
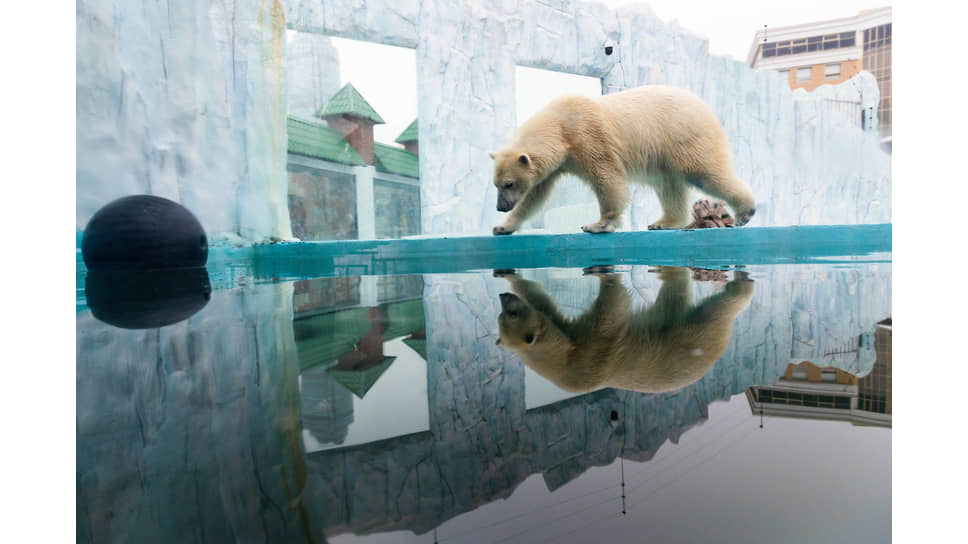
[77,0,292,244]
[286,31,341,118]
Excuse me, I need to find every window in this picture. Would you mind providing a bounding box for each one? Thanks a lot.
[792,367,809,380]
[762,43,777,58]
[797,67,812,82]
[821,369,838,382]
[825,63,841,79]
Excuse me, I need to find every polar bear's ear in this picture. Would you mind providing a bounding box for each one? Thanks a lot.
[518,153,531,165]
[488,151,496,159]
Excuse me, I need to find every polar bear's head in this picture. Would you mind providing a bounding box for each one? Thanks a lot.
[495,292,542,347]
[489,150,539,212]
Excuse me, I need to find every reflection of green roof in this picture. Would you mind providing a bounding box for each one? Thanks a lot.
[402,338,426,359]
[374,143,419,178]
[314,83,386,124]
[328,357,396,398]
[287,116,366,166]
[294,299,426,372]
[395,119,418,143]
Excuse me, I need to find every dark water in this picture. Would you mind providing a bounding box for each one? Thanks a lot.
[76,262,891,543]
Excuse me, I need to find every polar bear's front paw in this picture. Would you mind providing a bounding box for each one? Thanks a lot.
[493,225,516,235]
[581,221,616,234]
[735,208,756,226]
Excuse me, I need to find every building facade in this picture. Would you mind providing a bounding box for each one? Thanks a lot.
[746,319,892,427]
[747,7,891,142]
[286,83,421,242]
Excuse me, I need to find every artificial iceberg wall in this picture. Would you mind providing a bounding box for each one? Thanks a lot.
[76,0,292,244]
[76,0,890,243]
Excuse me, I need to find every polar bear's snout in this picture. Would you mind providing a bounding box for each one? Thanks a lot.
[497,191,517,212]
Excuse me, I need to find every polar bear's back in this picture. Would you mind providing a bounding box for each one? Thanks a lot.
[594,86,730,170]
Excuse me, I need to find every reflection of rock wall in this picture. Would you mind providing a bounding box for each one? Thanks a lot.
[286,31,341,118]
[304,264,891,536]
[300,363,354,446]
[76,283,310,543]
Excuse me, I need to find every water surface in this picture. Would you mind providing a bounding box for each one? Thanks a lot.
[76,261,891,543]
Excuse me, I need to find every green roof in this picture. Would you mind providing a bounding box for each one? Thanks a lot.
[314,83,386,124]
[287,116,366,167]
[395,119,418,143]
[402,337,427,359]
[327,357,396,398]
[374,143,419,178]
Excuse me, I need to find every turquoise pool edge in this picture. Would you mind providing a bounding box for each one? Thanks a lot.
[77,224,891,309]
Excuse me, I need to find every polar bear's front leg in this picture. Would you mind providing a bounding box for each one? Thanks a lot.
[582,175,629,234]
[493,175,562,235]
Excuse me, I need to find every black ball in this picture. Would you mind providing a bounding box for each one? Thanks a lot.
[81,195,207,270]
[85,267,212,329]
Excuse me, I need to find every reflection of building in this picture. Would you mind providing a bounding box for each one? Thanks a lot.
[295,276,426,448]
[747,318,891,427]
[287,83,421,241]
[746,6,891,145]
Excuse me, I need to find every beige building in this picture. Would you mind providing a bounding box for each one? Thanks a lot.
[746,7,892,144]
[746,319,892,427]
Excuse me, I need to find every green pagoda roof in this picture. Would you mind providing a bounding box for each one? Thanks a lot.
[327,357,396,398]
[395,119,418,143]
[293,300,426,372]
[374,143,419,179]
[314,83,386,124]
[286,116,367,167]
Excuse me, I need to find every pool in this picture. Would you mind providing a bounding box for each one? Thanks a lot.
[76,226,891,543]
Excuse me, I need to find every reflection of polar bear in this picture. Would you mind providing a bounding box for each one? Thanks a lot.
[490,85,756,235]
[496,267,754,394]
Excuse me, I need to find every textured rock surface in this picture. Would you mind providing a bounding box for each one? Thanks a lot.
[286,31,341,118]
[76,282,309,542]
[76,0,292,244]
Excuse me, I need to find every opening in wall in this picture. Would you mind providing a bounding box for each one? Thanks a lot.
[284,31,421,241]
[512,66,603,233]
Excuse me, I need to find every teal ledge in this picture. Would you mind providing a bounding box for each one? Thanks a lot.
[78,223,891,291]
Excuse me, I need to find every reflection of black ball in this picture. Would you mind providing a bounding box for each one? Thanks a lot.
[85,267,212,329]
[81,195,207,270]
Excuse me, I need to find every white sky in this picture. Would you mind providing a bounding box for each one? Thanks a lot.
[328,36,419,145]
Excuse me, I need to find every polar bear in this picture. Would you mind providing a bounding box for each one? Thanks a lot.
[495,267,754,394]
[490,85,756,235]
